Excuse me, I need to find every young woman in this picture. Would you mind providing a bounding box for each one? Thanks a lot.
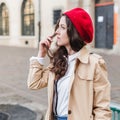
[27,8,111,120]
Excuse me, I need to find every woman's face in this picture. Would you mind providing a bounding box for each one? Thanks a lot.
[56,16,70,48]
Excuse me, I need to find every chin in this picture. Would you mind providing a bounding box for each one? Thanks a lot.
[56,42,61,47]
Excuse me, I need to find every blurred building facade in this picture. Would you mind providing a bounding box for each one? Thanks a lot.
[0,0,68,48]
[0,0,119,52]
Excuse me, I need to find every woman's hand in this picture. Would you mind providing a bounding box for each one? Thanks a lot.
[38,36,53,57]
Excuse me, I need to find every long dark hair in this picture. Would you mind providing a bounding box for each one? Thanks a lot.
[50,15,86,80]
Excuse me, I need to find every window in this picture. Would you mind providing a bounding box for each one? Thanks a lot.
[0,3,9,35]
[53,9,61,25]
[21,0,34,36]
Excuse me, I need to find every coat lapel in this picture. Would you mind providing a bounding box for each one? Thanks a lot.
[69,46,90,93]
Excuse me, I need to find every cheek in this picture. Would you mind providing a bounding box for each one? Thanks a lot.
[57,31,69,46]
[61,32,69,41]
[63,34,69,43]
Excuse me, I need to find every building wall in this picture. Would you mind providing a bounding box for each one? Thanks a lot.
[113,0,120,52]
[0,0,39,47]
[114,0,120,41]
[0,0,67,48]
[0,0,119,52]
[40,0,67,40]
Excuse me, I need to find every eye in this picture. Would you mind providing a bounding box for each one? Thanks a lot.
[59,25,67,30]
[61,26,66,29]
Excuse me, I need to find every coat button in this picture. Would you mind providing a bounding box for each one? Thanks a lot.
[68,110,72,114]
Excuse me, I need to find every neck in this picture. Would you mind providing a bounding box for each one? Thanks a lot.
[66,47,76,55]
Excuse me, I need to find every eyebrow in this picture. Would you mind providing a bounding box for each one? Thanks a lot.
[59,23,67,27]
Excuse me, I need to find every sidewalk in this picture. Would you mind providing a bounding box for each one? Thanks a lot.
[0,45,120,118]
[0,46,48,119]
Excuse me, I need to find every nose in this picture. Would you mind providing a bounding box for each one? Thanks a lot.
[55,28,60,35]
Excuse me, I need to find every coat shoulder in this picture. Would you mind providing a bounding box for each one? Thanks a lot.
[89,53,102,60]
[89,53,104,65]
[90,53,102,58]
[89,53,107,70]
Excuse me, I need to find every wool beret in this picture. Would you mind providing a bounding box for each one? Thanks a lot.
[64,8,94,43]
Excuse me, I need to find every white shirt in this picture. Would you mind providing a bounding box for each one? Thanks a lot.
[30,52,78,116]
[53,52,78,116]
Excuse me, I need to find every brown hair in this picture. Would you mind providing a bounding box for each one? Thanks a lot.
[50,15,86,80]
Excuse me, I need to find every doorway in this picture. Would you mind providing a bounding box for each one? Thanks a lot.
[95,3,114,49]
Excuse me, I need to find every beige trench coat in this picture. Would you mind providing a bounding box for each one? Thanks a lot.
[27,46,111,120]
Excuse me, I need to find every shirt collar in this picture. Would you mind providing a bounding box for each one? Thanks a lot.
[68,45,90,64]
[68,52,79,63]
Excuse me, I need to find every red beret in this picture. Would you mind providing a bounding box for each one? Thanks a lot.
[64,8,94,43]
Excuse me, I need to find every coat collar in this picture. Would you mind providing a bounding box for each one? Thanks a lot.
[77,45,90,64]
[68,46,90,95]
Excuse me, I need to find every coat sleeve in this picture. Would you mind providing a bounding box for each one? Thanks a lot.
[27,59,51,90]
[93,57,112,120]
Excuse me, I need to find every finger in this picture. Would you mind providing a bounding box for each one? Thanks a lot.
[42,40,51,49]
[47,37,53,42]
[46,40,52,48]
[50,33,57,39]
